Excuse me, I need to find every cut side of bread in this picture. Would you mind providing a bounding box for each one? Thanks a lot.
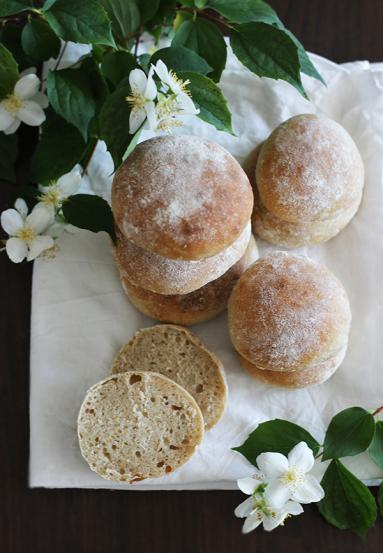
[111,325,227,431]
[78,372,204,483]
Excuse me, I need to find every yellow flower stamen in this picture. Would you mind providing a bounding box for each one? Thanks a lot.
[126,91,147,110]
[280,468,304,490]
[169,70,190,95]
[17,225,36,244]
[38,186,62,208]
[3,94,22,114]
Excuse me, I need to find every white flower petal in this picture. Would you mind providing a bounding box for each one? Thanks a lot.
[288,442,314,473]
[27,235,54,261]
[242,513,262,534]
[234,497,254,518]
[144,72,157,100]
[5,237,28,263]
[14,74,40,100]
[264,480,291,509]
[153,59,170,84]
[18,100,46,126]
[44,221,67,238]
[14,198,28,217]
[292,474,325,504]
[129,107,146,134]
[237,477,259,496]
[285,500,304,516]
[1,208,24,235]
[129,69,148,94]
[144,101,157,131]
[20,67,37,77]
[256,452,289,479]
[0,104,16,131]
[4,118,21,134]
[26,204,53,233]
[263,512,286,531]
[57,170,82,196]
[176,92,199,115]
[31,91,49,109]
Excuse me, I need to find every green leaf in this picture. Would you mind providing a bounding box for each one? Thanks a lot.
[322,407,376,461]
[0,24,33,71]
[0,134,18,183]
[0,43,19,99]
[44,0,115,47]
[230,22,306,97]
[368,421,383,470]
[31,111,86,185]
[47,65,98,141]
[172,18,227,82]
[282,28,325,85]
[233,418,320,465]
[0,0,32,16]
[139,0,159,23]
[150,46,212,75]
[178,71,232,134]
[100,0,140,38]
[62,194,116,241]
[101,51,138,87]
[318,459,377,539]
[123,125,142,160]
[99,85,132,167]
[378,482,383,517]
[209,0,281,25]
[21,19,61,62]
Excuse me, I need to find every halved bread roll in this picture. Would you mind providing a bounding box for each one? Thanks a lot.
[112,135,253,260]
[111,325,227,430]
[114,222,251,295]
[78,372,204,483]
[121,235,258,326]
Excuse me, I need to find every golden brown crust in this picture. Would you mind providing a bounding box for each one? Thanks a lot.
[112,135,253,260]
[114,223,251,295]
[256,114,364,224]
[228,252,351,371]
[238,345,347,388]
[121,236,258,326]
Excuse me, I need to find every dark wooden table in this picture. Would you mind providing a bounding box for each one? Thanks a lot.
[1,1,382,551]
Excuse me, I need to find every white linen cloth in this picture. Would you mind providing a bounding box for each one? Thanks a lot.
[30,48,383,489]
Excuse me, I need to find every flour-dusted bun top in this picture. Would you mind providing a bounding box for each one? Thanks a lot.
[256,114,364,223]
[112,135,253,260]
[114,222,251,295]
[228,252,351,371]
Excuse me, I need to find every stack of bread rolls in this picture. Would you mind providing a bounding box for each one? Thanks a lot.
[112,135,256,325]
[246,114,364,248]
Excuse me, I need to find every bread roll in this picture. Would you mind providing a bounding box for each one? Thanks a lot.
[78,372,204,483]
[238,345,347,388]
[111,325,227,430]
[114,222,251,295]
[112,135,253,260]
[228,252,351,372]
[121,236,258,326]
[256,114,364,224]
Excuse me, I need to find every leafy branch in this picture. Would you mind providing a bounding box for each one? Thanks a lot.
[234,404,383,539]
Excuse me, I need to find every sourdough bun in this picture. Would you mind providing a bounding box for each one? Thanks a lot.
[256,114,364,224]
[78,372,204,483]
[239,345,347,388]
[228,252,351,372]
[111,325,227,430]
[121,236,258,326]
[114,222,251,295]
[112,135,253,260]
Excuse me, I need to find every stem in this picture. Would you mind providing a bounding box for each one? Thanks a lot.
[53,41,68,72]
[133,35,140,57]
[81,139,98,177]
[178,6,233,30]
[372,405,383,417]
